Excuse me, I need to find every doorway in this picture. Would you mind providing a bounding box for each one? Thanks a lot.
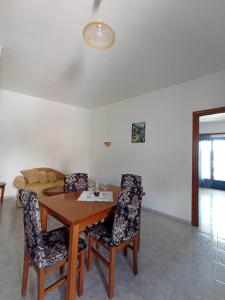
[192,106,225,227]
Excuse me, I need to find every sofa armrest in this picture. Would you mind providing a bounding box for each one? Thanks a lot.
[13,176,26,189]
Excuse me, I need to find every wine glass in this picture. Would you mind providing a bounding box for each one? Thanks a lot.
[88,183,95,193]
[101,183,109,192]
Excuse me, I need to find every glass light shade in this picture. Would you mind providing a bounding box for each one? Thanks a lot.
[83,21,115,49]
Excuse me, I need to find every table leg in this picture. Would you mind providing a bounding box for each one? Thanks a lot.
[40,207,47,231]
[66,224,79,300]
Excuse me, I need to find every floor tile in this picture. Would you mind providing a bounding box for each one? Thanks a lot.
[216,264,225,284]
[214,281,225,300]
[0,188,225,299]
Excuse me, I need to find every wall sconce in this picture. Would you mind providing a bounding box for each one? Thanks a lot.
[104,141,112,147]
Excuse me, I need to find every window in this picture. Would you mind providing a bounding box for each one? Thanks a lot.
[199,141,211,179]
[213,139,225,181]
[199,135,225,189]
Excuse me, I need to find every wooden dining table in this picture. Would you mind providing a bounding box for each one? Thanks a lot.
[39,185,121,300]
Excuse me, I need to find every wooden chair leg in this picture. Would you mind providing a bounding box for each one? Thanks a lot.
[137,223,141,251]
[38,268,45,300]
[21,251,30,296]
[133,236,138,275]
[60,265,65,274]
[88,235,94,272]
[77,251,85,296]
[108,248,115,299]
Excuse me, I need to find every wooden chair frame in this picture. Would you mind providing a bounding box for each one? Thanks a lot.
[87,233,139,299]
[21,247,85,300]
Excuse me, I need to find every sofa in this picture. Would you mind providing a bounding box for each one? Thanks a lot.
[14,168,65,207]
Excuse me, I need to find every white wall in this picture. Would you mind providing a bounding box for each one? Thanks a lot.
[1,71,225,220]
[90,71,225,222]
[0,90,90,196]
[200,120,225,134]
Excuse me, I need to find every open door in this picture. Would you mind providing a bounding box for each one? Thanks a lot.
[192,106,225,226]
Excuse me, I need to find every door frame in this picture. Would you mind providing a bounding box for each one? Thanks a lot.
[192,106,225,226]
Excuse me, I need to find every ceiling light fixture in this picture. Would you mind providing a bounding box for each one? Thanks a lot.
[83,20,115,50]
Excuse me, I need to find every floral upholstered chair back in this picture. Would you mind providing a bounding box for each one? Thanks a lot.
[111,187,143,246]
[121,174,142,189]
[19,189,45,268]
[64,173,88,193]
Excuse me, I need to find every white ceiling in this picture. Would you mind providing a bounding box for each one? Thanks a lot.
[1,0,225,109]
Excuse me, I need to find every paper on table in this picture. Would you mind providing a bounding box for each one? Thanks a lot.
[77,191,113,202]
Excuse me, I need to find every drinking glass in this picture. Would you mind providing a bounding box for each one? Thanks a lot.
[88,183,95,192]
[101,183,109,192]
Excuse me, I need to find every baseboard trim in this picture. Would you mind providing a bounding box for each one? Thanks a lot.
[142,206,191,225]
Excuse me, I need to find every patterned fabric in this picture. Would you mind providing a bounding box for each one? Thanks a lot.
[89,187,143,247]
[64,173,88,193]
[121,174,142,189]
[19,189,45,268]
[42,229,86,268]
[19,189,86,268]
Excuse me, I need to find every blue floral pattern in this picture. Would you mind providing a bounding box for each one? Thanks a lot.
[89,187,143,246]
[64,173,88,193]
[19,189,86,268]
[121,174,142,189]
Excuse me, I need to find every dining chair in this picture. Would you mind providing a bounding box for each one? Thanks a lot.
[121,174,144,251]
[87,186,143,299]
[120,173,142,189]
[19,189,86,300]
[64,173,88,193]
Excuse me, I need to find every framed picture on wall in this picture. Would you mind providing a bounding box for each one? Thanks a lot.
[131,122,145,143]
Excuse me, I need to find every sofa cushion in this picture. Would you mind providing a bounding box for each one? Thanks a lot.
[47,171,58,183]
[35,171,48,183]
[21,170,39,184]
[26,180,65,194]
[36,168,65,180]
[16,168,65,209]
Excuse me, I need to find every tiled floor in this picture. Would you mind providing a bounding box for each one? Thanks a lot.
[0,189,225,300]
[199,188,225,300]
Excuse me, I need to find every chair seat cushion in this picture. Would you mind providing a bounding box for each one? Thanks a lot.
[40,227,86,268]
[88,218,117,247]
